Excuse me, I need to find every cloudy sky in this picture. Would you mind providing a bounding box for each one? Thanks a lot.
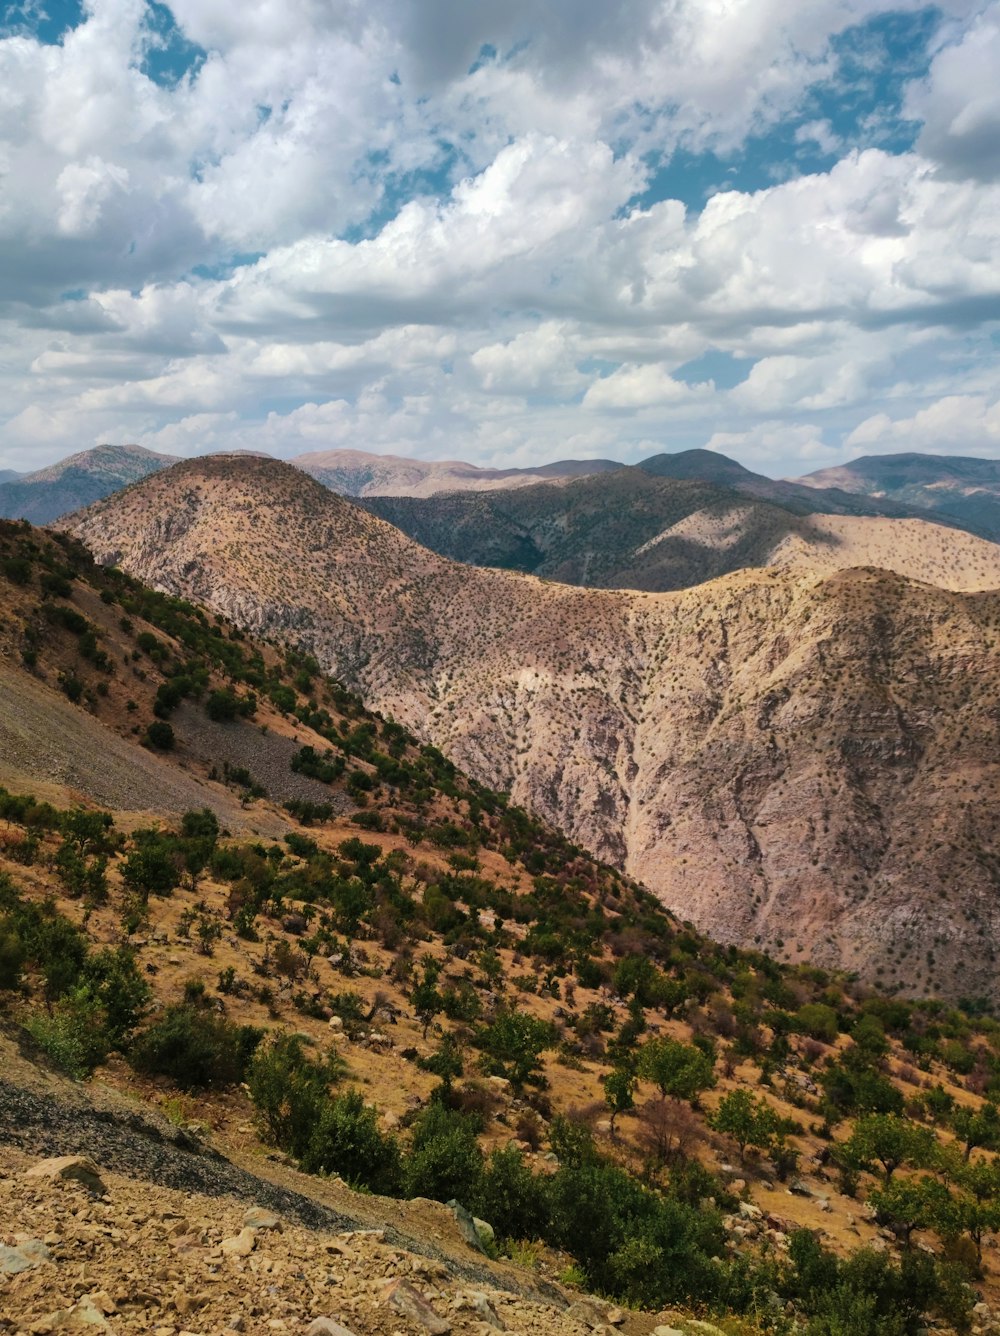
[1,0,998,477]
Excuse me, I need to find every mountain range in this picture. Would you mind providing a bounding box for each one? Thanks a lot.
[0,444,177,525]
[799,451,1000,540]
[361,453,1000,593]
[63,453,1000,1001]
[0,444,622,525]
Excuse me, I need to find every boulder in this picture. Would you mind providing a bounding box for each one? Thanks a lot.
[24,1156,106,1195]
[0,1240,52,1275]
[221,1227,257,1257]
[382,1279,451,1334]
[305,1321,357,1336]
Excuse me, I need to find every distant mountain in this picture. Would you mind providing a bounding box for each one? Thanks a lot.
[797,452,1000,540]
[361,458,1000,593]
[0,444,178,525]
[0,469,20,485]
[64,454,1000,998]
[292,447,621,497]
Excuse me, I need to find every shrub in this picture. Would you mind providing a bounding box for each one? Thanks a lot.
[130,1004,261,1090]
[404,1102,484,1206]
[23,987,110,1078]
[473,1146,549,1242]
[301,1088,403,1194]
[248,1033,346,1156]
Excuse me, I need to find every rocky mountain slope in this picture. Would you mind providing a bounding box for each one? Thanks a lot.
[798,453,1000,542]
[362,464,1000,592]
[6,513,1000,1334]
[0,445,177,525]
[292,448,620,498]
[64,455,1000,1000]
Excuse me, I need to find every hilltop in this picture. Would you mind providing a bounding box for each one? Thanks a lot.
[361,464,1000,593]
[293,448,621,498]
[0,445,177,526]
[798,454,1000,542]
[5,515,1000,1335]
[63,454,1000,1001]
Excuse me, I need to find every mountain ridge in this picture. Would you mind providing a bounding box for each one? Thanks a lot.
[64,454,1000,1000]
[798,451,1000,541]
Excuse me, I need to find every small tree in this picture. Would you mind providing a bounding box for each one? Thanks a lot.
[604,1064,638,1134]
[638,1036,716,1105]
[953,1103,1000,1161]
[711,1088,779,1162]
[842,1115,938,1186]
[475,1007,554,1091]
[410,958,443,1039]
[868,1175,952,1249]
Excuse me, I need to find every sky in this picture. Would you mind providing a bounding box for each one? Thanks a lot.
[0,1,998,477]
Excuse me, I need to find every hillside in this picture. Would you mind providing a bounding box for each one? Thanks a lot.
[798,453,1000,541]
[0,445,177,525]
[362,466,1000,593]
[293,448,621,498]
[6,516,1000,1335]
[0,469,20,485]
[64,455,1000,1001]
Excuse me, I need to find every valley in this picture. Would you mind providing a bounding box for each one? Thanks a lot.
[63,454,1000,1002]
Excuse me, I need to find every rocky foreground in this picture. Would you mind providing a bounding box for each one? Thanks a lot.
[0,1056,702,1336]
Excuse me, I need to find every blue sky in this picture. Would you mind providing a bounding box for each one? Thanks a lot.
[0,0,998,475]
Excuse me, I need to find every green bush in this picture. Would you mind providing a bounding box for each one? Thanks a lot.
[404,1102,484,1206]
[130,1004,261,1090]
[473,1146,549,1242]
[145,720,175,751]
[248,1033,346,1155]
[301,1089,402,1194]
[24,987,110,1078]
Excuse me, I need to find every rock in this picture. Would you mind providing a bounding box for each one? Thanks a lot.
[566,1297,617,1329]
[485,1076,512,1096]
[1,1239,52,1274]
[789,1178,813,1197]
[652,1327,684,1336]
[221,1227,257,1257]
[382,1278,451,1334]
[738,1201,763,1221]
[328,1015,344,1031]
[472,1217,495,1246]
[225,1317,246,1332]
[243,1207,282,1231]
[305,1321,357,1336]
[24,1156,106,1195]
[461,1292,504,1330]
[71,1298,111,1328]
[447,1200,485,1253]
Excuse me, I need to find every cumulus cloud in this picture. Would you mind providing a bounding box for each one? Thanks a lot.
[0,0,998,474]
[907,3,1000,182]
[846,395,1000,453]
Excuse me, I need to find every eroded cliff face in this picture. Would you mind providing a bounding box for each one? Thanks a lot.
[67,455,1000,999]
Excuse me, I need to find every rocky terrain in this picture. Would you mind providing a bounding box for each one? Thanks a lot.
[797,453,1000,542]
[291,450,620,499]
[0,446,177,526]
[361,463,1000,592]
[6,512,1000,1336]
[64,455,1000,1000]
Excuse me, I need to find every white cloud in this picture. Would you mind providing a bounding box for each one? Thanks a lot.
[846,395,1000,454]
[0,0,999,476]
[583,364,709,410]
[907,3,1000,182]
